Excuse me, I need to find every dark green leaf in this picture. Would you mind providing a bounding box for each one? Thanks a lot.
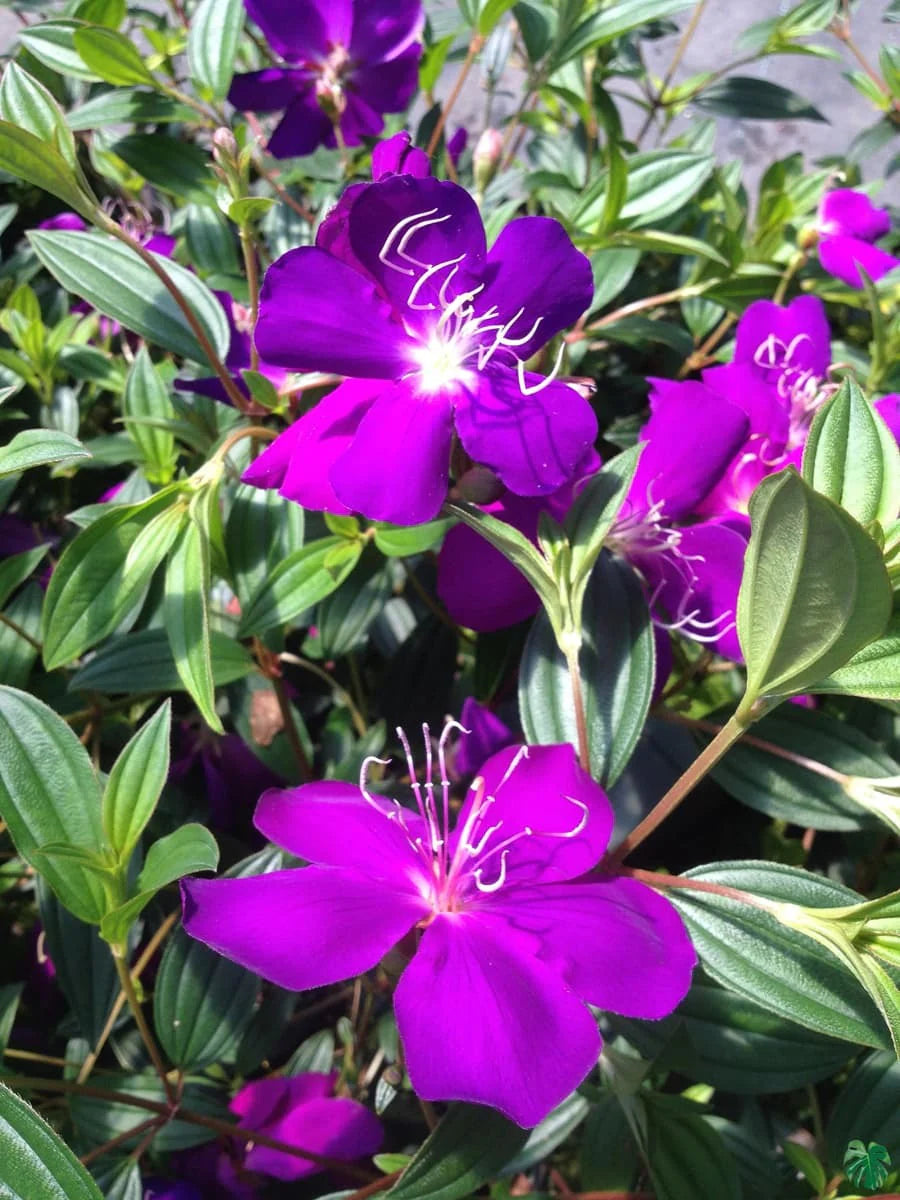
[670,861,891,1048]
[28,230,229,364]
[828,1053,900,1165]
[110,135,216,206]
[386,1103,528,1200]
[225,482,304,608]
[69,628,253,695]
[553,0,692,67]
[0,1081,103,1199]
[644,1094,741,1200]
[0,984,23,1056]
[0,688,107,924]
[238,536,363,637]
[0,545,49,610]
[0,429,90,478]
[102,701,171,862]
[70,1076,226,1152]
[314,554,392,659]
[520,554,655,786]
[165,516,221,732]
[154,927,259,1069]
[185,206,240,276]
[695,76,826,121]
[188,0,245,98]
[737,468,892,713]
[38,881,118,1045]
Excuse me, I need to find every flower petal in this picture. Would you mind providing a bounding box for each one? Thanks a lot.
[733,296,831,380]
[372,130,430,180]
[230,1074,335,1126]
[255,246,415,376]
[247,1096,383,1180]
[347,175,486,320]
[181,868,427,990]
[243,0,348,60]
[267,92,334,159]
[395,912,601,1127]
[488,876,696,1019]
[470,217,594,361]
[451,743,612,887]
[455,368,598,497]
[351,45,425,119]
[329,380,454,523]
[254,781,428,885]
[454,699,515,779]
[819,188,891,241]
[819,235,900,289]
[349,0,424,62]
[228,67,310,113]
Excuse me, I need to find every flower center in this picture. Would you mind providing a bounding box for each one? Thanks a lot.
[752,332,831,448]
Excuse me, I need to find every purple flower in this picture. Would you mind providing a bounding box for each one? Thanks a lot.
[243,173,597,524]
[452,698,515,778]
[446,127,468,167]
[230,1072,382,1180]
[38,212,87,231]
[169,723,284,838]
[182,728,695,1126]
[817,188,899,288]
[228,0,424,159]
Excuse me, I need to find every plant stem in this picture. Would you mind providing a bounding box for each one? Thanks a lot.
[344,1171,403,1200]
[567,282,714,341]
[678,312,737,377]
[564,640,591,774]
[426,33,485,157]
[618,866,778,912]
[80,1116,161,1166]
[111,945,176,1105]
[635,0,709,144]
[100,219,250,411]
[0,610,41,650]
[280,652,367,737]
[271,673,314,781]
[238,226,261,371]
[607,713,748,865]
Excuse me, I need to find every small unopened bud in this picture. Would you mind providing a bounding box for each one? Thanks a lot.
[457,465,504,505]
[798,223,820,252]
[212,127,238,163]
[473,128,503,194]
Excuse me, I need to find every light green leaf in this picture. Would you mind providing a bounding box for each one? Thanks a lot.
[188,0,245,98]
[165,516,221,732]
[68,88,196,130]
[0,428,89,481]
[0,63,77,168]
[238,536,363,637]
[815,613,900,700]
[123,348,177,484]
[101,700,171,862]
[0,1082,103,1199]
[0,545,50,611]
[73,26,156,85]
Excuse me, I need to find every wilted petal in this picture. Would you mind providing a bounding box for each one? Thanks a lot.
[254,781,428,883]
[471,217,594,361]
[819,235,900,289]
[330,380,454,523]
[452,743,612,887]
[394,912,601,1126]
[181,868,427,990]
[456,368,597,498]
[454,699,515,778]
[819,188,891,241]
[490,876,696,1019]
[255,246,415,376]
[230,1074,334,1126]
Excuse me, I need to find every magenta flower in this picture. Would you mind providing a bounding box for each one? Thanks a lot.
[38,212,87,231]
[452,698,515,778]
[228,0,423,158]
[182,728,695,1126]
[243,173,597,524]
[816,188,899,288]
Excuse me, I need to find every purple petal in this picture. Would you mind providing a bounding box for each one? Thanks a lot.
[243,0,347,61]
[254,781,428,882]
[451,743,612,886]
[336,89,386,147]
[372,131,430,180]
[454,699,515,778]
[347,175,486,319]
[330,380,453,523]
[629,380,749,520]
[471,217,594,361]
[488,876,696,1019]
[447,127,468,167]
[242,380,381,514]
[819,235,900,288]
[351,44,423,117]
[231,1074,334,1126]
[248,1095,382,1180]
[819,188,891,241]
[228,67,310,113]
[662,519,747,661]
[255,246,415,376]
[38,212,87,231]
[395,912,601,1126]
[733,296,831,380]
[349,0,424,62]
[455,368,598,498]
[876,394,900,444]
[267,92,334,159]
[701,361,789,448]
[181,867,427,990]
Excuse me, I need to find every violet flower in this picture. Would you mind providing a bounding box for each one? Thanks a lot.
[229,0,424,159]
[816,188,899,288]
[452,697,515,779]
[37,212,87,232]
[243,172,597,525]
[182,727,695,1127]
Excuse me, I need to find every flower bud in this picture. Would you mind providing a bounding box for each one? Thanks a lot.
[212,127,238,163]
[473,128,503,195]
[456,465,505,505]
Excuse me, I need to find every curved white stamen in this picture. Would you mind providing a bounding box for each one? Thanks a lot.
[473,850,509,893]
[407,254,467,311]
[560,795,589,838]
[379,208,441,276]
[465,819,504,858]
[516,341,566,395]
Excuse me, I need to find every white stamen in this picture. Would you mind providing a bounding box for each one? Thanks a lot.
[473,850,509,893]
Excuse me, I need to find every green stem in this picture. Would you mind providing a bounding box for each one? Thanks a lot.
[606,713,748,865]
[111,945,176,1105]
[238,225,261,371]
[564,639,591,774]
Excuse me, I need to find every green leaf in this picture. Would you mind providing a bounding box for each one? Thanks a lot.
[0,1081,103,1199]
[815,613,900,700]
[41,489,180,669]
[69,627,253,695]
[123,348,177,484]
[28,230,229,364]
[695,76,826,121]
[0,984,23,1056]
[38,881,118,1044]
[478,0,517,34]
[110,135,216,206]
[802,376,900,526]
[0,63,77,168]
[224,481,305,607]
[68,88,196,130]
[603,228,730,267]
[17,21,103,80]
[188,0,245,99]
[828,1053,900,1166]
[669,861,893,1048]
[0,687,107,924]
[238,536,363,637]
[73,26,156,85]
[612,982,853,1093]
[709,704,893,831]
[519,554,655,786]
[154,927,259,1070]
[553,0,692,67]
[185,205,240,276]
[736,468,892,715]
[373,518,452,557]
[0,429,90,479]
[165,516,222,732]
[70,1075,225,1153]
[501,1094,589,1175]
[782,1140,827,1193]
[386,1103,528,1200]
[0,545,49,612]
[573,151,714,230]
[565,446,641,602]
[314,554,392,659]
[102,701,171,863]
[644,1094,741,1200]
